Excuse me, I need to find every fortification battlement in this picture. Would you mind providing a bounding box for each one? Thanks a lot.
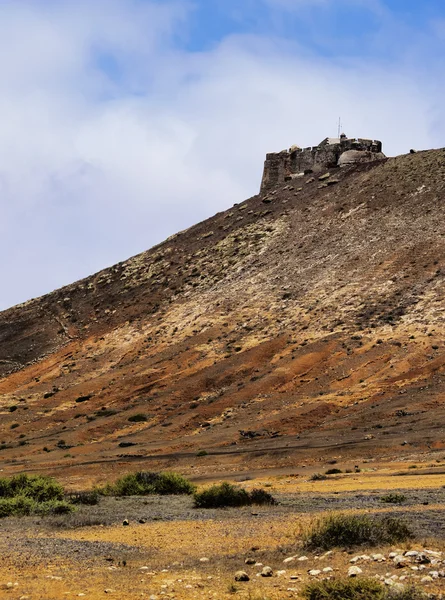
[260,134,384,193]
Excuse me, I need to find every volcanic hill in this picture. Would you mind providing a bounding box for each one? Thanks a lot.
[1,146,445,487]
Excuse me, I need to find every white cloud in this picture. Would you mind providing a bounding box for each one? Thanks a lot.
[0,1,443,309]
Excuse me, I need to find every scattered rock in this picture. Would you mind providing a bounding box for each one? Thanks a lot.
[283,556,296,564]
[199,557,209,563]
[393,556,407,568]
[122,519,129,526]
[348,566,363,577]
[261,566,273,577]
[308,570,321,576]
[234,571,250,582]
[372,554,386,562]
[245,558,256,565]
[297,556,309,562]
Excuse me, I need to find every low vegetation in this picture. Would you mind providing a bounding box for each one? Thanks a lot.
[302,578,426,600]
[303,513,413,550]
[310,473,328,481]
[67,490,100,506]
[128,413,148,423]
[380,493,407,504]
[100,471,196,496]
[0,474,74,517]
[193,482,276,508]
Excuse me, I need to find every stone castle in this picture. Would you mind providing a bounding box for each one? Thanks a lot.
[260,134,384,193]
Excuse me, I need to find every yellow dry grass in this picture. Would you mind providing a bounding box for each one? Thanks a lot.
[250,470,445,494]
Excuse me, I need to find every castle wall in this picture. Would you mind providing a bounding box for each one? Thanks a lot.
[260,137,383,193]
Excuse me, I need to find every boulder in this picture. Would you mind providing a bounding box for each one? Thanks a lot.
[234,571,250,582]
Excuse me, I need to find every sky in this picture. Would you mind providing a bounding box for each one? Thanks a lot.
[1,0,444,310]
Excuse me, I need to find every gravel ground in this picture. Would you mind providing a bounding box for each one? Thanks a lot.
[1,488,444,566]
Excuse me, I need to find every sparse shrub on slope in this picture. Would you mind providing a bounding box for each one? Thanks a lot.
[303,513,413,550]
[193,482,276,508]
[101,471,195,496]
[128,414,148,423]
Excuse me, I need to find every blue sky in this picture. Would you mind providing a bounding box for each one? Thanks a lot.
[1,0,444,309]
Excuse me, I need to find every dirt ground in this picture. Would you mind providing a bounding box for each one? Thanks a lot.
[1,469,445,600]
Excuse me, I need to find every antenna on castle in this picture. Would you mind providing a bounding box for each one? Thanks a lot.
[337,117,342,139]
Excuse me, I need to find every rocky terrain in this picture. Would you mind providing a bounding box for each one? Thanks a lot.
[1,148,445,486]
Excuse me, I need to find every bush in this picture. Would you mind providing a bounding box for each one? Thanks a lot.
[193,482,277,508]
[303,514,413,550]
[249,488,277,505]
[0,496,74,518]
[0,474,64,502]
[67,490,100,505]
[128,414,148,423]
[302,577,385,600]
[381,493,406,504]
[326,468,342,475]
[194,482,250,508]
[303,578,427,600]
[310,473,328,481]
[101,471,195,496]
[196,450,208,457]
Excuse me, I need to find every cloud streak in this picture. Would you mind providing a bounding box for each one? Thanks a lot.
[0,0,443,309]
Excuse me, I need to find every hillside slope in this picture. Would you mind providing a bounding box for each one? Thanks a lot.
[1,149,445,485]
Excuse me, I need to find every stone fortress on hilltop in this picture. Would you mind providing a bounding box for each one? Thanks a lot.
[260,133,385,193]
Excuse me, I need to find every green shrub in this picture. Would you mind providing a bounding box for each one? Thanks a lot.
[193,482,277,508]
[101,471,195,496]
[303,514,413,550]
[380,493,406,504]
[249,488,277,505]
[303,578,427,600]
[302,577,385,600]
[0,474,64,502]
[194,482,250,508]
[0,496,74,518]
[385,587,427,600]
[128,414,148,423]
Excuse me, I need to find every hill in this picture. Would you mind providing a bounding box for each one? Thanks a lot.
[1,148,445,486]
